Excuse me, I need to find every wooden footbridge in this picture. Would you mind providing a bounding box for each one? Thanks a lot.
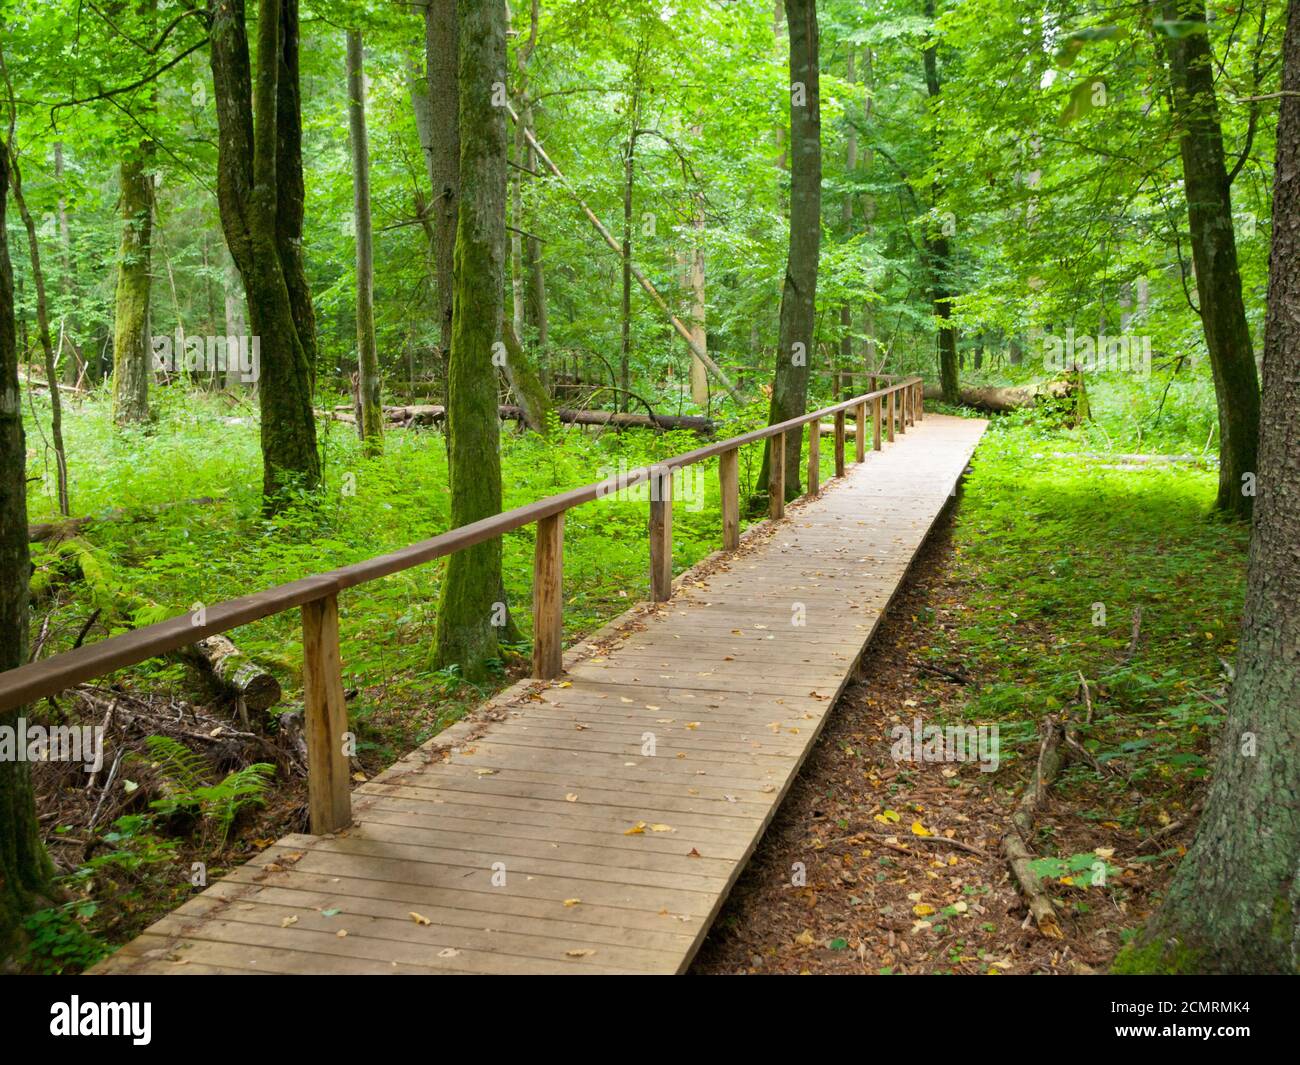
[1,378,986,974]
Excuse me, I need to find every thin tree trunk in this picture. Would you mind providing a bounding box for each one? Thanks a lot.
[433,0,508,679]
[223,256,247,391]
[53,142,82,388]
[346,28,383,454]
[758,0,820,502]
[0,137,54,963]
[839,48,856,373]
[111,147,153,425]
[6,147,70,515]
[923,0,958,404]
[620,61,643,413]
[1162,0,1261,519]
[1121,0,1299,972]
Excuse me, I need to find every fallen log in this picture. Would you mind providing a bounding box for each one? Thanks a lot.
[330,404,714,434]
[1001,714,1067,939]
[29,496,219,543]
[923,377,1083,414]
[173,635,282,714]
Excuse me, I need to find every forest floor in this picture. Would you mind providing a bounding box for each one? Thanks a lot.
[15,390,1249,974]
[693,423,1249,975]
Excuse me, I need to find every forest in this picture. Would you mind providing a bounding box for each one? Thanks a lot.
[0,0,1297,989]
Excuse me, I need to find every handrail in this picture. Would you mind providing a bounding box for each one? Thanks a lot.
[0,375,925,831]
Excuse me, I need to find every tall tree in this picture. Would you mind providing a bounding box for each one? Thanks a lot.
[111,143,154,425]
[759,0,820,501]
[433,0,509,679]
[1120,0,1300,972]
[0,137,54,963]
[923,0,958,404]
[209,0,320,504]
[346,28,383,454]
[1162,0,1261,519]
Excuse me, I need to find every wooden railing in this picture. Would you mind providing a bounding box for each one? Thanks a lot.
[0,376,925,834]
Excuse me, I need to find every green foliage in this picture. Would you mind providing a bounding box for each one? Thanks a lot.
[145,736,275,847]
[18,900,111,975]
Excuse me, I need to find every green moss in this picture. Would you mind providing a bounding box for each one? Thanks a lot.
[1110,936,1203,975]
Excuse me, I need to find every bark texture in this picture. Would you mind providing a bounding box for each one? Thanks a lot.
[1119,0,1300,974]
[0,140,54,962]
[432,0,508,680]
[759,0,820,502]
[1162,0,1261,519]
[111,147,154,425]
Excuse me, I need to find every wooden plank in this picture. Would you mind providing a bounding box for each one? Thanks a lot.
[649,467,672,602]
[887,390,896,443]
[532,513,565,679]
[302,595,351,835]
[769,430,785,519]
[92,415,988,976]
[833,410,846,476]
[719,448,740,551]
[855,402,866,462]
[806,418,820,496]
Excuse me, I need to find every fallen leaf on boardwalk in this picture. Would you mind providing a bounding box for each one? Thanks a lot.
[645,704,660,710]
[565,949,596,958]
[574,724,588,730]
[557,681,572,688]
[438,948,460,958]
[320,908,341,918]
[687,848,702,858]
[685,722,700,730]
[475,768,496,776]
[911,821,933,837]
[410,912,431,926]
[352,772,367,782]
[649,824,674,833]
[565,793,578,802]
[336,929,349,938]
[281,915,298,928]
[252,837,275,849]
[624,821,647,835]
[620,697,634,703]
[563,899,581,907]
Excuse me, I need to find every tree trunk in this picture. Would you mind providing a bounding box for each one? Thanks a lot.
[759,0,820,502]
[620,68,642,414]
[0,139,54,963]
[209,0,321,504]
[1161,0,1261,519]
[53,142,83,388]
[1119,1,1300,972]
[923,0,958,404]
[433,0,508,680]
[414,0,459,364]
[687,177,709,406]
[6,148,70,515]
[346,28,383,454]
[838,48,856,373]
[223,257,247,391]
[111,147,154,425]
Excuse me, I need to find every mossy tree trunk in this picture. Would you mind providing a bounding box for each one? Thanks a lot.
[1161,0,1260,520]
[433,0,509,680]
[758,0,820,502]
[111,145,154,425]
[209,0,320,506]
[346,28,383,455]
[1118,1,1300,974]
[0,141,54,963]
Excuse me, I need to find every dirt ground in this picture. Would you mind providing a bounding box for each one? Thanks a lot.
[690,506,1194,975]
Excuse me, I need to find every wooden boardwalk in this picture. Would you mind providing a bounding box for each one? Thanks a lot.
[92,413,986,975]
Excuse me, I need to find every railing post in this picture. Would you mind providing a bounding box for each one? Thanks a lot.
[302,594,351,835]
[887,391,896,443]
[872,395,882,451]
[719,448,740,551]
[899,386,908,434]
[532,513,564,679]
[833,410,846,477]
[769,432,786,519]
[915,381,924,421]
[806,418,820,497]
[649,465,673,602]
[855,402,867,463]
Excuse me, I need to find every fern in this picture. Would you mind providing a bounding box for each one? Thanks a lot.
[145,735,208,792]
[145,735,274,847]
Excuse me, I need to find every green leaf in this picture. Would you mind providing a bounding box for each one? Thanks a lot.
[1153,20,1208,39]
